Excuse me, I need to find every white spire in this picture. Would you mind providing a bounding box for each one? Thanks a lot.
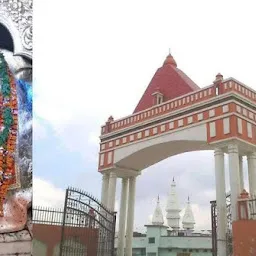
[182,196,195,230]
[152,195,164,225]
[166,177,181,231]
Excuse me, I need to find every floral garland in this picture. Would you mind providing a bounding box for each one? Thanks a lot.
[0,52,18,217]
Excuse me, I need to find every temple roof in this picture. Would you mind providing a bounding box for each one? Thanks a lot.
[166,177,181,212]
[182,196,195,227]
[152,196,164,226]
[133,54,200,113]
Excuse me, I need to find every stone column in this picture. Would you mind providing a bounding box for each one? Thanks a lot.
[101,173,110,207]
[228,144,240,221]
[247,152,256,197]
[117,178,129,256]
[239,156,244,191]
[214,148,227,256]
[125,176,137,256]
[107,172,117,211]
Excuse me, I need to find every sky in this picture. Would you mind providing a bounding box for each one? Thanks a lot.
[33,0,256,231]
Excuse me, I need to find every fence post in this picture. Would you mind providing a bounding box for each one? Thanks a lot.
[237,189,250,220]
[59,188,69,256]
[250,194,256,220]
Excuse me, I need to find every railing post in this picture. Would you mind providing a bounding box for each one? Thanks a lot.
[213,73,223,96]
[105,116,114,133]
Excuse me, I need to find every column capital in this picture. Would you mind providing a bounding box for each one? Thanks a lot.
[247,152,256,160]
[214,148,224,156]
[121,177,129,183]
[228,143,239,153]
[109,172,117,179]
[102,173,110,180]
[128,175,138,181]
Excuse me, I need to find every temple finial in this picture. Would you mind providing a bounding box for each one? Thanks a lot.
[173,177,174,182]
[157,195,160,202]
[163,52,177,67]
[188,195,190,203]
[169,48,171,55]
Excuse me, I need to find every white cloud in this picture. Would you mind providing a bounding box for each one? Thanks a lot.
[33,0,256,131]
[190,204,211,231]
[33,118,47,140]
[33,177,65,209]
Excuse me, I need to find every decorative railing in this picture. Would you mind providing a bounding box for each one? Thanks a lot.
[102,85,215,135]
[101,78,256,136]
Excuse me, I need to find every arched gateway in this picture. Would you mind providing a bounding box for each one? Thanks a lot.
[98,54,256,256]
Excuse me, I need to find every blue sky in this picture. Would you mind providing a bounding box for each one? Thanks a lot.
[33,0,256,231]
[33,115,102,198]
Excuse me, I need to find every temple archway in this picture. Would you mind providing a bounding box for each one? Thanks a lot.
[98,54,256,256]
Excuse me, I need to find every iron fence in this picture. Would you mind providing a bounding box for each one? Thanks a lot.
[210,200,217,256]
[248,195,256,219]
[33,206,64,225]
[210,193,232,256]
[59,187,116,256]
[33,187,116,256]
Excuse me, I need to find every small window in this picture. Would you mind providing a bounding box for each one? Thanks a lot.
[189,249,193,252]
[148,237,155,244]
[215,87,219,95]
[152,91,164,105]
[204,249,207,252]
[157,95,163,104]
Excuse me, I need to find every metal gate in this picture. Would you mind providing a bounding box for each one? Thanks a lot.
[210,200,217,256]
[59,187,116,256]
[210,193,232,256]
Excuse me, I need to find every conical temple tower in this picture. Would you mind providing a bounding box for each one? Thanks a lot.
[152,196,164,225]
[166,178,181,231]
[182,196,195,231]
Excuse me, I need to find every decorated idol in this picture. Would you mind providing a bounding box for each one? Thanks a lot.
[0,0,32,234]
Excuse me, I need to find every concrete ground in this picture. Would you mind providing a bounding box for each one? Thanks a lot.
[0,229,32,255]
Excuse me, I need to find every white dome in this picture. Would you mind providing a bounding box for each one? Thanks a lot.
[166,178,181,211]
[152,196,164,225]
[182,196,195,230]
[165,178,181,230]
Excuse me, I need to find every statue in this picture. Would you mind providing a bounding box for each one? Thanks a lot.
[0,50,32,234]
[0,0,32,240]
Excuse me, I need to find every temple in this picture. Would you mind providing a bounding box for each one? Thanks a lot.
[114,178,212,255]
